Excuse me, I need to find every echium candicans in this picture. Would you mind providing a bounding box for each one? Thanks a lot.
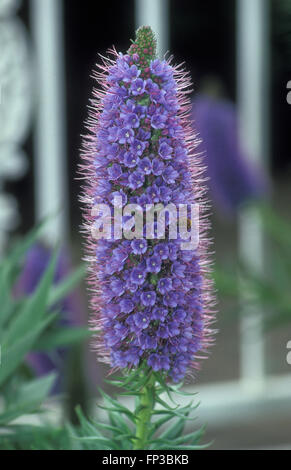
[80,26,215,385]
[80,26,216,451]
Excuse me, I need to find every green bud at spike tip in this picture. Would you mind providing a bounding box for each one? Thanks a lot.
[128,26,157,68]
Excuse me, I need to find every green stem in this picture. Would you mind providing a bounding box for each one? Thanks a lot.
[133,374,155,450]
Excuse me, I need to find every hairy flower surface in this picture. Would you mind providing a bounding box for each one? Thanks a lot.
[80,27,215,382]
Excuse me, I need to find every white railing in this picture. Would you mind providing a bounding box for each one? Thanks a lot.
[0,0,33,254]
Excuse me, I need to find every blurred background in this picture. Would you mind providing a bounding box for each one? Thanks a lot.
[1,0,291,450]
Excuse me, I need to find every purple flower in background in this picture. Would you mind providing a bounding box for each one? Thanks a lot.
[14,243,84,389]
[138,194,152,206]
[112,245,129,264]
[80,26,216,382]
[107,143,120,161]
[192,93,267,214]
[109,190,127,207]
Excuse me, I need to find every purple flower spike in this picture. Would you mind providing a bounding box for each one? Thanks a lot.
[81,26,216,382]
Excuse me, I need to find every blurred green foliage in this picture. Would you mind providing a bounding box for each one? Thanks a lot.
[214,204,291,330]
[67,368,207,450]
[0,223,88,446]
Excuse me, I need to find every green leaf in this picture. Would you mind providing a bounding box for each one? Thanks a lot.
[258,203,291,249]
[157,443,209,450]
[158,416,188,441]
[0,312,58,387]
[33,326,91,351]
[153,426,206,449]
[98,389,136,423]
[0,260,12,329]
[7,220,48,273]
[48,264,86,307]
[74,436,117,450]
[108,411,133,436]
[2,249,58,347]
[1,424,72,450]
[0,373,56,425]
[75,406,103,437]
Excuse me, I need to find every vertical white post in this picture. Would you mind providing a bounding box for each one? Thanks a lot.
[135,0,169,57]
[0,0,32,256]
[237,0,270,388]
[31,0,68,244]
